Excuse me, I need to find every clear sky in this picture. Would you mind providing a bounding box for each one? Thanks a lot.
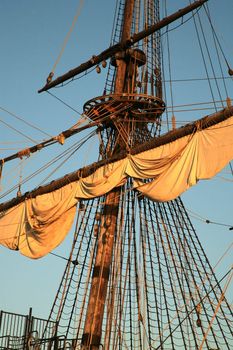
[0,0,232,322]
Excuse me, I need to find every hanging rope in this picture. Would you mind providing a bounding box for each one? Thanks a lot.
[186,208,233,230]
[196,7,224,107]
[164,0,175,124]
[0,118,37,144]
[46,0,84,83]
[46,91,83,116]
[204,4,233,75]
[0,106,52,137]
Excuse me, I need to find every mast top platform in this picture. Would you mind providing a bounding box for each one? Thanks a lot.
[83,93,166,125]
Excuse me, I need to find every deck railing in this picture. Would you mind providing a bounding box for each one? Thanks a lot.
[0,309,59,349]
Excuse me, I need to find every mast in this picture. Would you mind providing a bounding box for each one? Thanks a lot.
[80,1,210,348]
[81,2,135,348]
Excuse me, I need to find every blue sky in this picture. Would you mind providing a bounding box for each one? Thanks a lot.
[0,0,232,320]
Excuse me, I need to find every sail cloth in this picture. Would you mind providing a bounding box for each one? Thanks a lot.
[0,115,233,258]
[0,184,78,259]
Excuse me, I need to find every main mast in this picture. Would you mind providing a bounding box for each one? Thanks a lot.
[81,2,137,348]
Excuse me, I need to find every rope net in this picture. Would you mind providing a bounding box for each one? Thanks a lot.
[45,191,233,349]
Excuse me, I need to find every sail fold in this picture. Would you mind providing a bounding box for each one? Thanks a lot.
[135,116,233,200]
[0,115,233,258]
[0,184,77,258]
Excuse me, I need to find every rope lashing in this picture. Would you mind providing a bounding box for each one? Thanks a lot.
[18,148,31,159]
[54,133,66,145]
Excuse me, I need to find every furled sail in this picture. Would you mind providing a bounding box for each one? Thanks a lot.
[0,109,233,258]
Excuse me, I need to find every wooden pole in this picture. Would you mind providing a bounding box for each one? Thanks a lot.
[81,1,135,348]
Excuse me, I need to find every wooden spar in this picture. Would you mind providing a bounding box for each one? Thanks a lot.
[0,105,233,213]
[1,119,100,164]
[38,0,208,93]
[2,96,133,165]
[80,1,135,348]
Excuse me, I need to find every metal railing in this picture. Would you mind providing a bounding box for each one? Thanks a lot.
[0,309,62,349]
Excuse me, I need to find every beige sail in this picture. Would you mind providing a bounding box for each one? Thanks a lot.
[0,115,232,258]
[135,115,233,200]
[0,183,77,258]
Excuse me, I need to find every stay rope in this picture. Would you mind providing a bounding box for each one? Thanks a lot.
[48,0,84,82]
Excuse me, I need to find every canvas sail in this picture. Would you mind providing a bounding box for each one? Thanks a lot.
[0,112,233,258]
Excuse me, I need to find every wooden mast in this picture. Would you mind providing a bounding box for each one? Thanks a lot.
[81,1,135,348]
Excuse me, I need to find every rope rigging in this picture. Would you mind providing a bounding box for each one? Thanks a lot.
[0,118,38,144]
[0,106,52,137]
[187,208,233,230]
[0,129,96,200]
[46,0,84,85]
[204,3,233,76]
